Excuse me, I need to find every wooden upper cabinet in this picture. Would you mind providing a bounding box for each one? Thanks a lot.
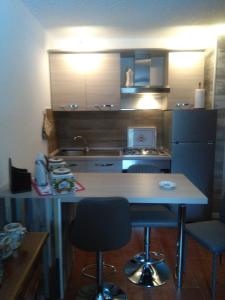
[49,53,120,111]
[85,53,120,110]
[168,51,204,109]
[49,53,86,111]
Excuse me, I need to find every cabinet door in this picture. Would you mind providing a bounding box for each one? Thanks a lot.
[88,159,122,173]
[168,52,204,109]
[66,160,89,172]
[85,53,120,110]
[49,53,86,111]
[66,159,122,173]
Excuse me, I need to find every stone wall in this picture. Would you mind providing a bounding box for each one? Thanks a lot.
[212,36,225,212]
[204,48,216,109]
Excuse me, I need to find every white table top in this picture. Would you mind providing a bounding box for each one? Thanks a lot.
[0,173,207,205]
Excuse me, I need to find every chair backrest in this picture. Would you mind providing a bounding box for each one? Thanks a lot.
[127,163,160,174]
[219,194,225,223]
[69,197,131,252]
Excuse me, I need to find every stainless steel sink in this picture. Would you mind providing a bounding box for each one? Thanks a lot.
[55,149,121,157]
[56,149,85,156]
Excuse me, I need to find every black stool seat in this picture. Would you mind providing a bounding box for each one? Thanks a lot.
[131,204,177,228]
[69,197,131,300]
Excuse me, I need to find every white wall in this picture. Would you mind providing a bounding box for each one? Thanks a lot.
[0,0,51,187]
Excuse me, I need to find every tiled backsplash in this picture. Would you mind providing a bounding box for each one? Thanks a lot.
[54,110,164,149]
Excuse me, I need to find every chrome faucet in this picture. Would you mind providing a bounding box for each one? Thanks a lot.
[73,135,89,152]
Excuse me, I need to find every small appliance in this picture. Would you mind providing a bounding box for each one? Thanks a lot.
[35,152,48,186]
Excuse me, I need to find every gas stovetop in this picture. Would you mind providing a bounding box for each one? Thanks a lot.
[123,148,169,156]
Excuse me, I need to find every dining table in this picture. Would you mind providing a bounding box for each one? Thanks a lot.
[0,172,207,300]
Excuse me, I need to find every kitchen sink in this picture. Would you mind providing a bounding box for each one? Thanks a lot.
[56,149,84,156]
[55,148,121,157]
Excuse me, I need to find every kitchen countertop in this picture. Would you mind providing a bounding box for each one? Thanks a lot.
[50,148,171,161]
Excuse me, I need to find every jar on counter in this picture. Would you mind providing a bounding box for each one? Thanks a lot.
[48,158,67,171]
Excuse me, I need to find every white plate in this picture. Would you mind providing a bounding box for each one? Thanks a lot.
[159,180,176,190]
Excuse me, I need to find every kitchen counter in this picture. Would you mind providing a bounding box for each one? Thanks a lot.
[50,148,171,173]
[50,147,171,161]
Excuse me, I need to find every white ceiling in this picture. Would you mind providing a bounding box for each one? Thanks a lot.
[21,0,225,50]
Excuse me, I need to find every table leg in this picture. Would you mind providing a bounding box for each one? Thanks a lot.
[4,197,12,223]
[54,198,64,300]
[176,204,186,288]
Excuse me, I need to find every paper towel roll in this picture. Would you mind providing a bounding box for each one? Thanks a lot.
[194,88,205,108]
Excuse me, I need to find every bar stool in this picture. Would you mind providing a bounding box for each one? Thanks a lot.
[69,197,131,300]
[124,164,177,287]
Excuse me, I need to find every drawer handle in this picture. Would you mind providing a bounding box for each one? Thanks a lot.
[95,163,114,167]
[68,163,78,167]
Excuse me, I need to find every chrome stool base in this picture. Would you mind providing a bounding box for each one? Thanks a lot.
[76,283,127,300]
[124,251,171,287]
[81,263,117,279]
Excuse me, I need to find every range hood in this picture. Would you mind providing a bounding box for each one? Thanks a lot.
[121,86,170,94]
[121,56,170,94]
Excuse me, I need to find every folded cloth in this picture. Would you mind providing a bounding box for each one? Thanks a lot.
[42,112,53,139]
[32,179,85,196]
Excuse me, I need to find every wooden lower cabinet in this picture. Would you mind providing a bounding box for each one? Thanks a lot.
[0,232,48,300]
[19,264,42,300]
[66,158,122,173]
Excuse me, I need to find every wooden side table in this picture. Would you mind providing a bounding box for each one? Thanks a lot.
[0,232,48,300]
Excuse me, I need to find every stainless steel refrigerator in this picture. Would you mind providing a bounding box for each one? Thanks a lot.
[164,109,217,221]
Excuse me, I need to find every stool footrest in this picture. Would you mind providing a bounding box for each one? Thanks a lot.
[81,263,117,279]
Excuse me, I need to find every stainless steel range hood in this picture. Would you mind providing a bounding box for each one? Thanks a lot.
[121,55,170,94]
[121,86,170,93]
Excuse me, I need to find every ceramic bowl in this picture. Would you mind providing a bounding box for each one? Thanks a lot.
[3,223,26,250]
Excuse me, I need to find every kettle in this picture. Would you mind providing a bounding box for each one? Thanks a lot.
[35,153,48,186]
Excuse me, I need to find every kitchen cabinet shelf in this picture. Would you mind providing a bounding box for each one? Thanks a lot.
[120,51,169,92]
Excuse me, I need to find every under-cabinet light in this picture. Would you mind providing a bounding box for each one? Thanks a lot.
[137,94,161,110]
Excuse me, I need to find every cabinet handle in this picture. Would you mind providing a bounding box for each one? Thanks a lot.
[68,163,78,167]
[60,104,79,110]
[102,104,114,108]
[94,104,115,111]
[95,163,114,167]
